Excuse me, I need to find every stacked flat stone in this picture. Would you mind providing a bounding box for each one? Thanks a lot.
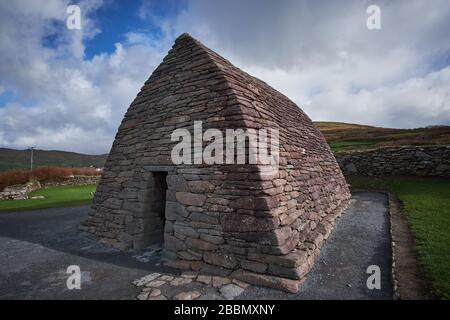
[80,33,351,292]
[0,181,41,200]
[337,145,450,177]
[42,175,100,187]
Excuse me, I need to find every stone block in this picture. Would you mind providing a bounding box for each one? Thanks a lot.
[165,201,189,220]
[204,252,238,269]
[229,196,279,210]
[240,260,268,273]
[173,223,199,238]
[164,233,187,252]
[200,234,224,245]
[187,238,218,251]
[176,192,207,206]
[166,175,188,191]
[187,181,215,193]
[230,269,300,293]
[222,214,279,232]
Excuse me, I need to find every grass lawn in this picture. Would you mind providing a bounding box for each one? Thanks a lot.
[347,175,450,299]
[0,185,96,212]
[329,140,377,152]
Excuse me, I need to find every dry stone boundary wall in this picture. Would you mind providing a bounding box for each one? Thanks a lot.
[0,176,100,200]
[336,145,450,177]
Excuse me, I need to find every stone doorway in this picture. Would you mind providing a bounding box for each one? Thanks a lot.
[151,171,168,232]
[136,171,168,249]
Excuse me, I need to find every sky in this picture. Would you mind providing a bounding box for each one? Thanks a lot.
[0,0,449,154]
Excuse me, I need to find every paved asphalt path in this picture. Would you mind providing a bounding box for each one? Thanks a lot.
[240,191,393,299]
[0,191,392,299]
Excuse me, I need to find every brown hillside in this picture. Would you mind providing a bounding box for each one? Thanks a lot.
[314,121,450,152]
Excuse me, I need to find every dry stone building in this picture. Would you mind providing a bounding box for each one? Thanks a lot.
[81,34,351,292]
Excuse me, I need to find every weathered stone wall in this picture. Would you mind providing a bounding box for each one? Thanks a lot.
[336,145,450,177]
[0,176,99,201]
[81,34,350,292]
[42,175,100,187]
[0,181,41,200]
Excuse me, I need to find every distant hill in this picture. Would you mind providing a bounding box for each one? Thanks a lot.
[314,121,450,152]
[0,148,107,172]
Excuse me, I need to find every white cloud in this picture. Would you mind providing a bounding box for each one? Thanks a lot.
[0,0,169,154]
[165,0,450,128]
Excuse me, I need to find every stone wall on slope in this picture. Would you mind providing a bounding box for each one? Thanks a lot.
[336,145,450,177]
[0,181,41,200]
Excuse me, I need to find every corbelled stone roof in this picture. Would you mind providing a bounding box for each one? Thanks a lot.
[82,33,351,293]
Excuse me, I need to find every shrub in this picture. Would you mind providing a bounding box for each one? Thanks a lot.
[32,167,72,183]
[0,166,101,190]
[0,169,31,190]
[70,167,99,176]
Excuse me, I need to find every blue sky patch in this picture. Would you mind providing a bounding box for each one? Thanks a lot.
[83,0,185,59]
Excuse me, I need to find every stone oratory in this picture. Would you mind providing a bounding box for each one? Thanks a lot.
[81,33,351,292]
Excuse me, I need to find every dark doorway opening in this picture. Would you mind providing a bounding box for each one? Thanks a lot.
[134,171,169,250]
[152,172,168,232]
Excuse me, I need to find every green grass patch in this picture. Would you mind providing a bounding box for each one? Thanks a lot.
[0,185,96,212]
[347,176,450,299]
[329,140,377,152]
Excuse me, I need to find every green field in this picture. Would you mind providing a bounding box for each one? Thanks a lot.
[329,140,377,152]
[347,176,450,299]
[0,185,96,212]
